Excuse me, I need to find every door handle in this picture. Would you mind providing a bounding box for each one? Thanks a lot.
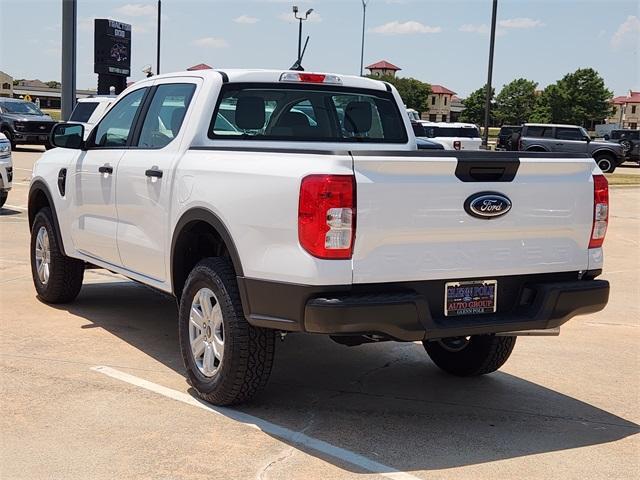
[145,168,163,178]
[98,165,113,174]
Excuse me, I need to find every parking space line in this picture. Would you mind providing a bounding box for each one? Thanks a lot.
[91,366,422,480]
[3,204,27,211]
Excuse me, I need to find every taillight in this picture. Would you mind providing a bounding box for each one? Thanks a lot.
[453,140,461,150]
[589,175,608,248]
[299,175,355,259]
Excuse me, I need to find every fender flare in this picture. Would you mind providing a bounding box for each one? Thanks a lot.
[170,207,244,295]
[28,180,67,256]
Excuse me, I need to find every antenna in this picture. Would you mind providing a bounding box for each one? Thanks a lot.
[290,36,309,71]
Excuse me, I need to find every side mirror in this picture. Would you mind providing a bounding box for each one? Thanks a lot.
[50,123,85,149]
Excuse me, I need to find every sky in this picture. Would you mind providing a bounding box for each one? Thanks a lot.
[0,0,638,97]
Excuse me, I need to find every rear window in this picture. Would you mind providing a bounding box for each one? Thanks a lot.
[70,102,99,123]
[423,126,480,138]
[209,84,408,143]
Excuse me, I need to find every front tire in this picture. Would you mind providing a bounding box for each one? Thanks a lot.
[30,207,84,303]
[0,190,7,208]
[178,258,275,405]
[423,335,516,377]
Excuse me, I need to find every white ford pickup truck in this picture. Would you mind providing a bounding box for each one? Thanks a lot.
[29,69,609,405]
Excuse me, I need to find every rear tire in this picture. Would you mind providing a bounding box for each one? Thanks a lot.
[30,207,84,303]
[423,335,516,376]
[595,154,615,173]
[178,257,275,405]
[0,191,7,208]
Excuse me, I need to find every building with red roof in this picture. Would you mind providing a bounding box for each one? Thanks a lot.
[187,63,213,71]
[365,60,401,78]
[365,60,460,121]
[608,90,640,129]
[426,85,457,122]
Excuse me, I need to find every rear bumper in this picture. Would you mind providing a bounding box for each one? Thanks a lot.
[239,272,609,341]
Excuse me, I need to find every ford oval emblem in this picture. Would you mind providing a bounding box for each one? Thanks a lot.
[464,192,512,219]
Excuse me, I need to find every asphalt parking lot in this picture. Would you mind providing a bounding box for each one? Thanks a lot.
[1,147,639,479]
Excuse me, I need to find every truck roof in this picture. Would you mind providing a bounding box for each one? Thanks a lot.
[145,69,389,91]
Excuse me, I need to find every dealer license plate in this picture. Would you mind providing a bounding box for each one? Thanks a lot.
[38,135,48,141]
[445,280,497,317]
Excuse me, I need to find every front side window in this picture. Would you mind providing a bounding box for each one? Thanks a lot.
[91,88,147,147]
[69,102,99,123]
[137,83,196,149]
[209,84,407,143]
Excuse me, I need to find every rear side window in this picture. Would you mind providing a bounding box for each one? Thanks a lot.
[70,102,99,122]
[209,84,407,143]
[526,126,553,138]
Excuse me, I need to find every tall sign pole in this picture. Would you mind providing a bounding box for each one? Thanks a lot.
[360,0,368,76]
[61,0,77,120]
[483,0,498,148]
[157,0,161,74]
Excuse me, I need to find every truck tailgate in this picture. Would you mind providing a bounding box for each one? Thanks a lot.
[351,151,595,284]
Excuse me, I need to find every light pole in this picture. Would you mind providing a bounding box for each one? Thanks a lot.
[482,0,498,148]
[156,0,161,74]
[293,6,313,62]
[360,0,369,77]
[61,0,77,121]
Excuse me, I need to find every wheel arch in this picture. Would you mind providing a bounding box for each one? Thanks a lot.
[170,207,244,299]
[591,148,617,160]
[28,180,67,256]
[524,145,549,152]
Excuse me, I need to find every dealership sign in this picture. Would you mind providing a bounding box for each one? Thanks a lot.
[94,19,132,77]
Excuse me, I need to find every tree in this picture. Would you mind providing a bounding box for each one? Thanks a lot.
[530,68,613,126]
[494,78,538,125]
[367,74,431,114]
[46,81,62,89]
[460,85,494,125]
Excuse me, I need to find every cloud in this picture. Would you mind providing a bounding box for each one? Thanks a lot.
[277,12,322,23]
[192,37,229,48]
[498,17,545,29]
[370,21,441,35]
[234,15,259,24]
[113,3,156,17]
[459,24,489,34]
[611,15,640,49]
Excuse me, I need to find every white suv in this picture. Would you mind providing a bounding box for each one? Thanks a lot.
[0,132,12,208]
[416,121,482,150]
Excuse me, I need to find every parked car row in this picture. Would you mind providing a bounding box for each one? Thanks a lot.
[496,123,628,173]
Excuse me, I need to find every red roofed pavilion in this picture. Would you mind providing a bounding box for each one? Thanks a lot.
[366,60,401,78]
[187,63,213,71]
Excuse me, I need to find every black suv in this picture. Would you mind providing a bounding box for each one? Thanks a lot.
[604,129,640,164]
[0,98,57,149]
